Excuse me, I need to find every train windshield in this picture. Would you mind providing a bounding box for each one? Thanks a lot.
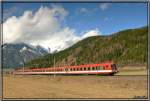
[111,64,117,70]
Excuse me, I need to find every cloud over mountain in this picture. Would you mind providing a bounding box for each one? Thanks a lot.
[3,5,101,52]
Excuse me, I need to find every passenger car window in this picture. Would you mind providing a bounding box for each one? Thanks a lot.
[98,66,103,70]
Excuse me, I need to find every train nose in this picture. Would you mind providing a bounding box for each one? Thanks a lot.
[113,69,118,73]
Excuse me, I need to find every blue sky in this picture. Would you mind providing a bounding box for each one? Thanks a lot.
[3,2,148,35]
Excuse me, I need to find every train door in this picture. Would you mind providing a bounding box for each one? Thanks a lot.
[65,68,69,74]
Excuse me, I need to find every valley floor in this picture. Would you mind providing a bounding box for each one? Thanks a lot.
[2,74,148,99]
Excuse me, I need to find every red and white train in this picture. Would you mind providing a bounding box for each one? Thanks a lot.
[13,62,118,75]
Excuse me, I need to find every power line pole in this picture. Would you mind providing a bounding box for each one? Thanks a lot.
[23,56,25,75]
[53,55,55,78]
[48,47,51,77]
[75,57,78,66]
[23,62,24,75]
[23,53,27,75]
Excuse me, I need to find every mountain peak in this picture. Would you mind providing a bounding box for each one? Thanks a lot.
[2,43,49,69]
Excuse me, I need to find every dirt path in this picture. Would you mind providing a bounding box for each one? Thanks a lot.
[3,75,148,99]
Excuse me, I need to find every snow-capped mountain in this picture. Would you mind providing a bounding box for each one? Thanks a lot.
[2,43,49,69]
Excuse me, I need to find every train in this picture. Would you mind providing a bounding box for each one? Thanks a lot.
[13,61,118,76]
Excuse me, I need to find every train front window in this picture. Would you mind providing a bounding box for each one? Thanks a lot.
[111,64,116,70]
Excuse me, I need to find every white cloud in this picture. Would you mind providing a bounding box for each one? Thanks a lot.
[99,3,110,10]
[76,7,91,15]
[3,5,101,52]
[3,6,68,44]
[80,8,89,13]
[30,27,80,52]
[82,29,100,39]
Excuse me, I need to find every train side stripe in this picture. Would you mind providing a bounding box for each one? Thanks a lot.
[14,70,114,75]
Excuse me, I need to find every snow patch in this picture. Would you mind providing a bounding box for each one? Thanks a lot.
[19,46,27,53]
[28,48,38,54]
[3,46,7,49]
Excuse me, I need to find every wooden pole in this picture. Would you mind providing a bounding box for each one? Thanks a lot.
[75,57,77,65]
[23,62,24,75]
[54,55,55,78]
[23,54,26,75]
[48,47,51,77]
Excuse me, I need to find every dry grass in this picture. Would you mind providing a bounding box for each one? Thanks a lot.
[3,74,148,99]
[116,66,148,75]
